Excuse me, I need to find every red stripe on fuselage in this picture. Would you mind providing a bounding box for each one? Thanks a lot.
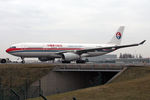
[6,48,84,52]
[6,48,23,52]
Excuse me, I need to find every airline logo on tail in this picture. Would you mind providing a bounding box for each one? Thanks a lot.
[116,32,122,39]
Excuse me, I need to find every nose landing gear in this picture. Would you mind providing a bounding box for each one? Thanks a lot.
[21,57,25,63]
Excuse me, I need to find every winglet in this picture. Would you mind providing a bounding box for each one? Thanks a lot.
[139,40,146,45]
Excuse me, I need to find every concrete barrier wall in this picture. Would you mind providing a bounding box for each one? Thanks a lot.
[31,71,98,96]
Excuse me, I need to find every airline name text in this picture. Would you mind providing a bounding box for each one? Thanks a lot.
[47,44,63,47]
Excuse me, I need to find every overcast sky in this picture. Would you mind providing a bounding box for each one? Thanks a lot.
[0,0,150,60]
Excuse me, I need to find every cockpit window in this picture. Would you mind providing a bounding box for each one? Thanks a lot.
[10,46,16,48]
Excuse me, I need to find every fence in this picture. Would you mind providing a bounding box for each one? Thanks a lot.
[0,79,43,100]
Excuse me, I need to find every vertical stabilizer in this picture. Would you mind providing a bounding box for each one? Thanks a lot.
[108,26,125,45]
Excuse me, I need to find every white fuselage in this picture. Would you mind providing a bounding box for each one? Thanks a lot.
[6,43,115,58]
[6,26,145,62]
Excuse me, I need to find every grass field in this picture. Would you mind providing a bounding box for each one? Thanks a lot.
[28,66,150,100]
[0,64,54,88]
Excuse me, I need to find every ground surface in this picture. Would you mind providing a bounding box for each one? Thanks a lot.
[28,66,150,100]
[0,64,54,88]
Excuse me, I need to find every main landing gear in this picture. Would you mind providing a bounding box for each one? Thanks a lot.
[62,61,71,63]
[76,60,86,63]
[62,60,86,64]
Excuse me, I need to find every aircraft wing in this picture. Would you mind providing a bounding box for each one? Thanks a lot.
[76,40,146,54]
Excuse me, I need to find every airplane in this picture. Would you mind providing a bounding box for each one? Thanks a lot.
[6,26,146,63]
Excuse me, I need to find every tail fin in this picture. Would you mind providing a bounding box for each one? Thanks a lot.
[108,26,125,45]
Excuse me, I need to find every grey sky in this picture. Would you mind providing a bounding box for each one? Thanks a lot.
[0,0,150,60]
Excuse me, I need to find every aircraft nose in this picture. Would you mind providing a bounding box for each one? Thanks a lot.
[6,48,10,53]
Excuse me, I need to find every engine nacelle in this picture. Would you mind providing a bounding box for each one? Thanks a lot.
[38,57,54,62]
[62,53,80,61]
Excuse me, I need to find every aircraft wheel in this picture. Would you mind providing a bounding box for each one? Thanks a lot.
[62,61,71,63]
[1,59,6,63]
[76,60,86,63]
[21,57,25,64]
[21,60,25,64]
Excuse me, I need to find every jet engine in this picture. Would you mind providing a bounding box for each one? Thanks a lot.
[62,53,80,61]
[38,57,54,62]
